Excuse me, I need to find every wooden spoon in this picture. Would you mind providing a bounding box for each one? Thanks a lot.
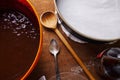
[40,11,95,80]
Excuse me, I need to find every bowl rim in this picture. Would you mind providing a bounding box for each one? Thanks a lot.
[54,0,120,43]
[20,0,43,79]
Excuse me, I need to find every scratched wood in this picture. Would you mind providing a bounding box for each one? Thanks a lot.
[27,0,120,80]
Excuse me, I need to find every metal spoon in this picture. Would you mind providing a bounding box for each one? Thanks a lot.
[40,11,95,80]
[49,39,60,80]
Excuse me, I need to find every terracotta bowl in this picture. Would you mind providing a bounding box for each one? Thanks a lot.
[0,0,42,79]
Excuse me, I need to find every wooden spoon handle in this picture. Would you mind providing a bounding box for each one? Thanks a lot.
[54,28,95,80]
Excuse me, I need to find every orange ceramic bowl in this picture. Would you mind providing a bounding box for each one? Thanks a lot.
[0,0,42,79]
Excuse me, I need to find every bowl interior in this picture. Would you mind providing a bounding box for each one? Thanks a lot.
[0,0,42,79]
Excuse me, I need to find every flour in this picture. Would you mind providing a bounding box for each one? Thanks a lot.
[57,0,120,40]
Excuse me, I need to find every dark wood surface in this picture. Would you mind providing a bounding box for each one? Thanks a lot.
[27,0,120,80]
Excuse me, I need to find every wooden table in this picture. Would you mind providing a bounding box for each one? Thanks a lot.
[26,0,120,80]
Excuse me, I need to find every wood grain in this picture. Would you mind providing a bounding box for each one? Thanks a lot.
[26,0,120,80]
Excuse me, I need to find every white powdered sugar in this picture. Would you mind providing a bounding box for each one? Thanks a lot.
[57,0,120,40]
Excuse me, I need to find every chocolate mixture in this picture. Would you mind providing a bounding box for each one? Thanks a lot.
[0,9,40,79]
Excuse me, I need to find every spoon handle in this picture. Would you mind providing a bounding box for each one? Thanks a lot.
[54,55,61,80]
[54,28,95,80]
